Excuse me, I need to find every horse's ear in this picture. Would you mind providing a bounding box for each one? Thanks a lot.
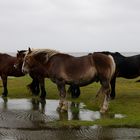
[28,47,31,53]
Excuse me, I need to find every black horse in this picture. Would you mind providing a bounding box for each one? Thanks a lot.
[101,52,140,99]
[72,52,140,99]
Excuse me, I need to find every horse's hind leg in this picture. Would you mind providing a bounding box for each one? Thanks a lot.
[95,86,104,98]
[1,74,8,97]
[56,81,68,112]
[100,81,111,113]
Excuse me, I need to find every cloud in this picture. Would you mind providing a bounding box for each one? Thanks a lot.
[0,0,140,52]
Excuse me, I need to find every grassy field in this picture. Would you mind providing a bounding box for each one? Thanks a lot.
[0,75,140,127]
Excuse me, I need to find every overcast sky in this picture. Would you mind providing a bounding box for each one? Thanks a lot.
[0,0,140,53]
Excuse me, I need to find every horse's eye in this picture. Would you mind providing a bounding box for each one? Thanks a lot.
[25,58,29,64]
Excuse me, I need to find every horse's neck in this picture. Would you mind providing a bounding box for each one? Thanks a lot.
[0,54,16,63]
[9,56,17,65]
[31,50,59,63]
[5,56,16,70]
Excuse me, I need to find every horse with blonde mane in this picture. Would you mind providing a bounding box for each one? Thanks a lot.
[15,48,80,98]
[22,48,116,113]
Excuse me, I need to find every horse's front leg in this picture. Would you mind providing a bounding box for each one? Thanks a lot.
[29,74,40,95]
[27,78,40,95]
[32,78,40,95]
[1,74,8,97]
[95,86,104,98]
[38,77,46,100]
[56,81,68,112]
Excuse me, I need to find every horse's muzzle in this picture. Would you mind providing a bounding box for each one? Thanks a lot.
[14,64,18,69]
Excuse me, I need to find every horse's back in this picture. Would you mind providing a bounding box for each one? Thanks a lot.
[126,54,140,65]
[118,54,140,78]
[46,53,115,84]
[47,53,93,69]
[0,53,14,71]
[0,53,23,76]
[46,53,97,83]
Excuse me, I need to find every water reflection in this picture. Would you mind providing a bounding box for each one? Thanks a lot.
[31,97,46,113]
[70,102,80,120]
[1,97,8,109]
[0,98,125,125]
[0,98,138,140]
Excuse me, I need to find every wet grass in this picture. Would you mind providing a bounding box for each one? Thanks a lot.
[0,75,140,127]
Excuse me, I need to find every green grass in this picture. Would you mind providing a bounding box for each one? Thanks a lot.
[0,75,140,127]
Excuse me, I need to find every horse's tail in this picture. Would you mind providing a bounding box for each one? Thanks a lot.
[108,55,116,79]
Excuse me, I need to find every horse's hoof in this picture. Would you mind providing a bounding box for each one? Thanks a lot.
[39,98,46,104]
[2,93,7,98]
[60,109,68,113]
[32,95,39,99]
[100,108,108,113]
[110,96,115,100]
[40,96,46,100]
[1,96,8,102]
[61,106,68,112]
[56,107,61,112]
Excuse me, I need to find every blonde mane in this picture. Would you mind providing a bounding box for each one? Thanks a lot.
[24,48,59,58]
[31,48,59,58]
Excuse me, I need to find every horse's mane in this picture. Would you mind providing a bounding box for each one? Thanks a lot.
[31,48,59,58]
[18,50,27,54]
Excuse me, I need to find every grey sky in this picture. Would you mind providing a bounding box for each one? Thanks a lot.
[0,0,140,52]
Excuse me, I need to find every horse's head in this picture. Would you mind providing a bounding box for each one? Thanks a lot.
[22,47,59,74]
[14,50,27,69]
[22,48,38,74]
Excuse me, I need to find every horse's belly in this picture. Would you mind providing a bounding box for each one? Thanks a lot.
[118,68,139,79]
[65,67,97,85]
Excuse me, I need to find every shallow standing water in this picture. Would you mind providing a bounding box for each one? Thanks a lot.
[0,98,139,140]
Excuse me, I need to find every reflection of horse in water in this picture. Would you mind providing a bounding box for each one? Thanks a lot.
[58,102,80,121]
[70,102,80,120]
[22,48,115,113]
[1,97,46,113]
[31,97,46,113]
[15,50,80,98]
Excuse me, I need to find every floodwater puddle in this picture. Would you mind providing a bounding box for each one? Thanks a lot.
[0,98,139,140]
[0,98,126,128]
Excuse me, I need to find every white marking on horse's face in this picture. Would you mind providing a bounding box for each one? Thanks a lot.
[45,54,49,63]
[22,58,29,74]
[14,64,18,69]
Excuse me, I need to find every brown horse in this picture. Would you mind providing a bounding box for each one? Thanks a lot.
[15,49,59,99]
[14,50,40,95]
[15,49,81,98]
[0,53,25,96]
[22,48,116,113]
